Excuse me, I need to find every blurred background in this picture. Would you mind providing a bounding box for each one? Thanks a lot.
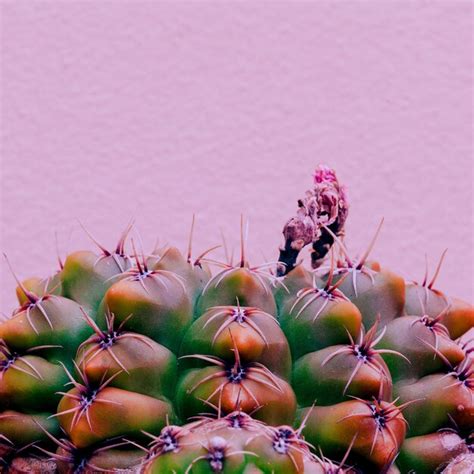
[1,1,472,313]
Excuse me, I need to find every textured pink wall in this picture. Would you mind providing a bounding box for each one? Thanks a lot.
[1,2,472,313]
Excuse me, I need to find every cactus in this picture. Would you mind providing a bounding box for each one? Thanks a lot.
[0,165,472,473]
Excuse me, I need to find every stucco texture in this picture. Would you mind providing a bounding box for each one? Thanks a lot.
[1,1,472,313]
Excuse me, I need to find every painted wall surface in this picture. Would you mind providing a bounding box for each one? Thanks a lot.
[1,1,472,313]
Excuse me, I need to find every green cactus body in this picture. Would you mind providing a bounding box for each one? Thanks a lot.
[149,246,213,305]
[57,385,174,448]
[143,426,207,474]
[298,399,406,472]
[378,315,465,382]
[98,268,192,353]
[176,363,297,426]
[397,431,469,474]
[0,410,60,446]
[293,344,392,406]
[280,290,362,359]
[0,347,67,411]
[330,267,406,328]
[0,296,92,359]
[1,167,473,473]
[196,267,277,316]
[244,426,310,473]
[395,368,474,436]
[77,334,178,399]
[16,272,63,306]
[61,250,132,315]
[179,305,291,379]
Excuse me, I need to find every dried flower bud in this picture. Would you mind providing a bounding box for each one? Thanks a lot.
[278,165,348,276]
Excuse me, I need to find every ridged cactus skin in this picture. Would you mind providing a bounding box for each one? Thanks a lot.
[1,166,472,473]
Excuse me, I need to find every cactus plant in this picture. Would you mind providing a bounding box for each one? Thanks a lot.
[1,166,472,473]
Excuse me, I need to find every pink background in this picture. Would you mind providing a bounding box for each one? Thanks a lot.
[1,2,472,314]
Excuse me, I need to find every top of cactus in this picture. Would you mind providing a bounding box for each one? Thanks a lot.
[289,252,351,320]
[78,219,134,266]
[3,254,41,306]
[411,249,449,292]
[200,217,286,297]
[112,239,187,295]
[184,214,221,268]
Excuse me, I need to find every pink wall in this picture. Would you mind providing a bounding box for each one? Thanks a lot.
[1,2,472,314]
